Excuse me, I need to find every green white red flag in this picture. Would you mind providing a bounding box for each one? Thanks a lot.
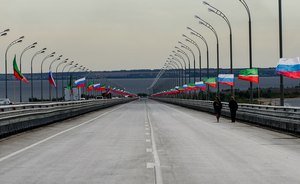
[238,68,259,83]
[13,55,29,83]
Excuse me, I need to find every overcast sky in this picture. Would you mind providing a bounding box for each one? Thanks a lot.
[1,0,300,73]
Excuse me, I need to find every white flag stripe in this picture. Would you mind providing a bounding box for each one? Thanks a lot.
[218,74,234,78]
[279,57,300,65]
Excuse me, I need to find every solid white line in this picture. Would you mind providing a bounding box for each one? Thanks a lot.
[146,148,153,153]
[0,105,125,163]
[146,103,163,184]
[147,162,155,169]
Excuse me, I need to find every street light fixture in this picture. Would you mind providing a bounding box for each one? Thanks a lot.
[0,29,9,37]
[238,0,254,103]
[172,51,187,84]
[178,41,196,83]
[61,61,74,97]
[175,46,191,83]
[30,48,46,100]
[55,58,68,100]
[203,1,234,96]
[170,55,184,86]
[195,15,220,95]
[40,52,55,101]
[187,27,211,100]
[182,34,202,81]
[48,55,63,100]
[278,0,284,106]
[168,57,183,86]
[19,42,37,102]
[5,36,24,98]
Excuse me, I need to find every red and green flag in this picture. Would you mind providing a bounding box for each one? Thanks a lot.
[13,55,29,83]
[87,82,94,92]
[205,78,217,88]
[238,68,259,83]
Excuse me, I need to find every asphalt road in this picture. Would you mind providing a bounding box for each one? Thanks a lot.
[0,99,300,184]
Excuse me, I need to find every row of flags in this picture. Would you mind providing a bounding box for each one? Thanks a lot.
[11,55,300,90]
[152,60,300,97]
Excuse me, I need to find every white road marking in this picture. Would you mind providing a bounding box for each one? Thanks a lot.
[145,132,150,135]
[147,162,155,169]
[0,105,125,163]
[146,148,153,153]
[145,128,150,131]
[146,139,151,143]
[145,124,149,127]
[146,102,163,184]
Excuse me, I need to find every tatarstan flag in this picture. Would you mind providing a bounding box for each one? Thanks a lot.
[238,68,259,83]
[205,78,217,88]
[87,82,94,92]
[13,55,29,83]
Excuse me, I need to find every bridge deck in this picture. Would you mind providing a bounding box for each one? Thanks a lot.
[0,99,300,184]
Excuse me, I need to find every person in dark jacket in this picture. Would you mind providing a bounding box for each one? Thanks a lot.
[213,97,222,122]
[229,96,238,122]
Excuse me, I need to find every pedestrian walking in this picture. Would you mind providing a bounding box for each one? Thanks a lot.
[213,97,222,122]
[229,96,238,123]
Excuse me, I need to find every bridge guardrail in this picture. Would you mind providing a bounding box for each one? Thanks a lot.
[0,98,138,138]
[151,97,300,134]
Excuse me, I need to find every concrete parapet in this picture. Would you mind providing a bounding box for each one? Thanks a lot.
[0,98,137,138]
[152,97,300,134]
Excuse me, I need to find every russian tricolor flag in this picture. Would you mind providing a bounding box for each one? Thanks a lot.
[48,71,56,87]
[276,57,300,79]
[218,74,234,86]
[195,81,206,91]
[74,77,86,88]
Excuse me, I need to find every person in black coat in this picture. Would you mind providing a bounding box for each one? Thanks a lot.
[213,97,222,122]
[229,96,238,122]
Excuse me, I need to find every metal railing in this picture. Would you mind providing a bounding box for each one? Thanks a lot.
[152,97,300,133]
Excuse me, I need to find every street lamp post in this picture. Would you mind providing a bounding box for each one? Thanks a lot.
[30,48,46,101]
[19,42,37,102]
[170,55,184,86]
[175,46,191,83]
[187,27,210,100]
[178,41,196,83]
[238,0,254,103]
[278,0,284,106]
[172,51,187,84]
[5,36,24,98]
[168,59,181,86]
[195,16,220,95]
[55,59,68,100]
[61,61,74,98]
[183,34,202,81]
[48,55,63,101]
[40,52,55,101]
[203,1,234,96]
[166,62,178,88]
